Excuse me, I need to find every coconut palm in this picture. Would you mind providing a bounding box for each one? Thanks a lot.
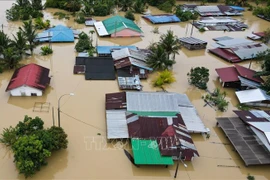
[1,47,22,69]
[159,30,181,59]
[146,44,175,71]
[0,30,11,55]
[19,20,37,54]
[119,0,133,11]
[11,31,28,56]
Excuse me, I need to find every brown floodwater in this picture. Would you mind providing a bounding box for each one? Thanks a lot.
[1,1,270,179]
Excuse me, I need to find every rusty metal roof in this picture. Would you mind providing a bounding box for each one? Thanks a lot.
[234,110,270,122]
[105,92,127,110]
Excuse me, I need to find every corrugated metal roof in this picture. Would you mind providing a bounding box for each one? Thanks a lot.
[235,64,264,83]
[85,19,96,26]
[126,92,179,112]
[250,126,270,152]
[232,43,269,60]
[36,25,74,42]
[94,21,109,36]
[96,46,137,54]
[112,48,147,61]
[215,66,239,82]
[217,38,253,47]
[178,107,208,133]
[230,6,245,11]
[118,76,142,90]
[101,16,142,35]
[174,93,193,107]
[142,14,180,24]
[50,31,74,42]
[195,6,220,13]
[238,76,261,88]
[234,110,270,122]
[217,117,270,166]
[105,110,129,139]
[131,139,174,165]
[236,89,270,104]
[213,36,234,41]
[179,37,207,45]
[105,92,127,110]
[209,48,241,62]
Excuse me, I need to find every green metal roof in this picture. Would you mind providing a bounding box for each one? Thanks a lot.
[129,111,178,117]
[131,139,174,165]
[102,15,142,34]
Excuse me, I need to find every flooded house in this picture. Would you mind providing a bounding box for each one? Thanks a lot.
[117,76,142,91]
[105,91,204,164]
[193,17,248,31]
[247,31,265,40]
[209,37,269,63]
[94,15,143,37]
[35,25,75,42]
[215,64,264,88]
[179,37,207,50]
[74,57,115,80]
[142,14,180,24]
[96,46,137,57]
[6,64,51,96]
[235,89,270,107]
[85,18,97,26]
[182,5,243,16]
[112,47,153,79]
[217,110,270,166]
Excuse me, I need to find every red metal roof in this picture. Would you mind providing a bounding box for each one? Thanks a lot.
[6,63,50,91]
[234,64,264,83]
[209,48,241,63]
[215,66,239,82]
[234,110,270,122]
[253,32,265,37]
[105,92,127,110]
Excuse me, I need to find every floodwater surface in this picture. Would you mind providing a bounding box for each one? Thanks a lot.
[0,1,270,180]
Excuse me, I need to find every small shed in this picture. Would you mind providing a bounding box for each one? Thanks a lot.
[179,37,207,50]
[142,14,180,24]
[6,63,51,96]
[235,89,270,107]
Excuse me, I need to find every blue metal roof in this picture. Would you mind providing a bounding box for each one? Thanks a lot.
[96,46,137,54]
[230,6,245,11]
[142,14,180,24]
[37,25,74,42]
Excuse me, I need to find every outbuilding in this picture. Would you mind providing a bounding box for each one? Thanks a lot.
[6,64,51,96]
[179,37,207,50]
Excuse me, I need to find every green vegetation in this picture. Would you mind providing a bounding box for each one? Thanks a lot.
[253,6,270,19]
[75,32,95,56]
[153,70,176,89]
[75,12,86,24]
[147,0,175,13]
[199,27,206,32]
[236,103,251,110]
[125,10,135,21]
[54,12,70,20]
[0,116,68,178]
[175,6,199,21]
[19,20,38,54]
[263,28,270,44]
[6,0,43,21]
[34,17,50,30]
[202,88,229,112]
[45,0,81,13]
[152,27,159,34]
[187,67,209,90]
[247,174,255,180]
[146,30,180,71]
[41,45,53,55]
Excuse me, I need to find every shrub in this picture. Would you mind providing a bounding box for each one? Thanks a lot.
[75,12,86,24]
[125,10,135,21]
[75,32,93,52]
[202,88,229,112]
[187,67,209,90]
[199,27,206,32]
[35,17,50,29]
[41,46,53,55]
[153,70,176,89]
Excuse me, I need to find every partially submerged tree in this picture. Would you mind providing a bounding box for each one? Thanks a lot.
[187,67,209,90]
[19,20,38,54]
[159,30,181,59]
[146,44,175,71]
[41,45,53,55]
[125,10,135,21]
[202,88,229,112]
[153,70,176,90]
[0,116,68,178]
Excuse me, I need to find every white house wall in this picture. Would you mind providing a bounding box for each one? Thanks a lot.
[9,85,43,96]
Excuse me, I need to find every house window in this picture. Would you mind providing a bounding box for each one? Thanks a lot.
[31,93,37,96]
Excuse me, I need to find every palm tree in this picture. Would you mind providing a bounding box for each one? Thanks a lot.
[19,20,37,54]
[133,0,145,13]
[1,47,22,69]
[159,30,181,59]
[146,44,175,71]
[0,30,11,55]
[119,0,133,11]
[11,31,28,56]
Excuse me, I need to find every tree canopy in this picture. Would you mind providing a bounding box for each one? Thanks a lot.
[187,67,209,90]
[0,116,68,178]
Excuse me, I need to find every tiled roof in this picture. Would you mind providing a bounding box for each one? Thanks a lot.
[6,63,50,91]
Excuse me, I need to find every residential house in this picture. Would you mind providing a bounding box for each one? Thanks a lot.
[235,88,270,107]
[142,14,180,24]
[6,63,51,96]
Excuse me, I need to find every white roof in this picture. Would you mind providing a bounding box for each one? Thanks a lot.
[198,17,238,24]
[94,21,109,36]
[112,48,147,61]
[126,92,179,112]
[247,34,261,40]
[249,122,270,151]
[178,107,209,133]
[195,6,220,12]
[105,110,129,139]
[217,38,253,47]
[235,89,270,104]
